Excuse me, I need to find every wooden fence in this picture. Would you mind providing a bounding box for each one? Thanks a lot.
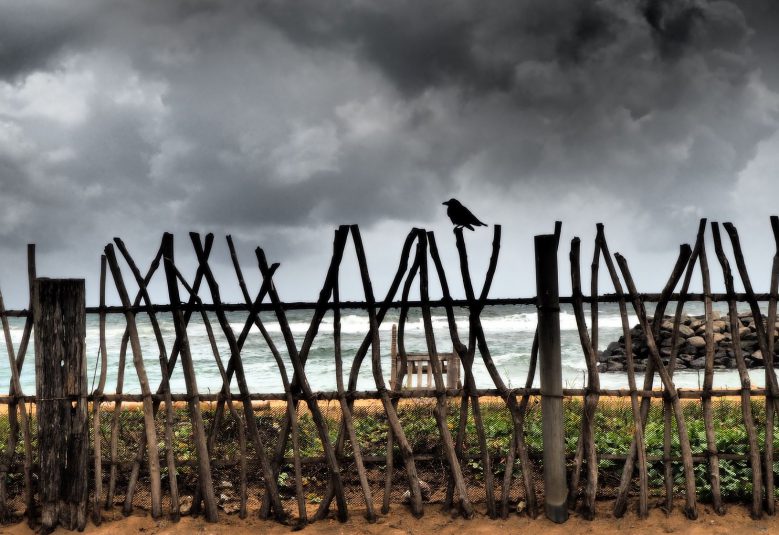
[0,217,778,532]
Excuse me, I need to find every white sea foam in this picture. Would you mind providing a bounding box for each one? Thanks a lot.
[197,311,641,336]
[0,305,734,395]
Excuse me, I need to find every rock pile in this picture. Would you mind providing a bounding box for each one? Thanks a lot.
[598,312,779,373]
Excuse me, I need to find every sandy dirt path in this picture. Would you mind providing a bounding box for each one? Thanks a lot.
[1,501,776,535]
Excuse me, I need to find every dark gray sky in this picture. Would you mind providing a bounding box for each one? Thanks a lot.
[1,0,779,307]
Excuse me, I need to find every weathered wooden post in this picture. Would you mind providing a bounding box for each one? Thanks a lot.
[33,279,88,534]
[535,235,568,523]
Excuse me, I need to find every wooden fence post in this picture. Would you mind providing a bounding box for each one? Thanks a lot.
[535,235,568,523]
[33,279,88,534]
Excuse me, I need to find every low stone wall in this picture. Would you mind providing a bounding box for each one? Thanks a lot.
[598,312,779,373]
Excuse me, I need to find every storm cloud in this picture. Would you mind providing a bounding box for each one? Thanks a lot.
[1,0,778,305]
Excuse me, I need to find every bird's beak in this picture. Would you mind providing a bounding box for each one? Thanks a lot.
[442,201,448,205]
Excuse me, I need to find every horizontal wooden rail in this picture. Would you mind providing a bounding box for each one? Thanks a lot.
[0,292,776,317]
[0,387,770,404]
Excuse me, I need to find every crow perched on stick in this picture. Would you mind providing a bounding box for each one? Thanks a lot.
[442,198,487,231]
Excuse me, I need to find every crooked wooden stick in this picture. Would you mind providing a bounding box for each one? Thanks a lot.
[106,243,163,510]
[159,234,220,521]
[453,226,538,517]
[662,220,724,514]
[193,240,289,517]
[590,226,600,358]
[766,215,779,514]
[197,248,285,519]
[568,232,594,512]
[716,222,769,518]
[212,240,295,445]
[0,248,35,525]
[92,255,107,526]
[113,238,182,520]
[723,222,779,385]
[568,237,602,519]
[314,230,419,519]
[103,244,163,518]
[351,225,425,517]
[22,244,37,526]
[417,231,474,518]
[255,244,317,521]
[427,232,489,514]
[429,230,497,516]
[696,219,725,515]
[661,222,705,514]
[252,228,351,522]
[190,233,289,522]
[115,235,215,512]
[724,221,779,408]
[375,235,421,516]
[224,236,305,524]
[500,333,538,518]
[570,222,601,511]
[342,230,419,398]
[458,225,528,508]
[167,260,250,519]
[332,278,376,521]
[614,252,698,519]
[612,244,691,517]
[597,225,648,518]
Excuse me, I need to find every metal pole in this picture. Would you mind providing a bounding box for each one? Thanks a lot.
[535,234,568,523]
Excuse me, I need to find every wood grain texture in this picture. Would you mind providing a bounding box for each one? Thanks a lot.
[33,279,88,533]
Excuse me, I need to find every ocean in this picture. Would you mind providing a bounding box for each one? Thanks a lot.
[0,303,769,395]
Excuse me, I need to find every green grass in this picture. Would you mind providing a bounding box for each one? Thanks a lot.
[0,396,775,503]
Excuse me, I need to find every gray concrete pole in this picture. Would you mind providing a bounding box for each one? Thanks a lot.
[535,234,568,523]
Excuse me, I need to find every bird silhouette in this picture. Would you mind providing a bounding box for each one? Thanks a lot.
[442,198,487,231]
